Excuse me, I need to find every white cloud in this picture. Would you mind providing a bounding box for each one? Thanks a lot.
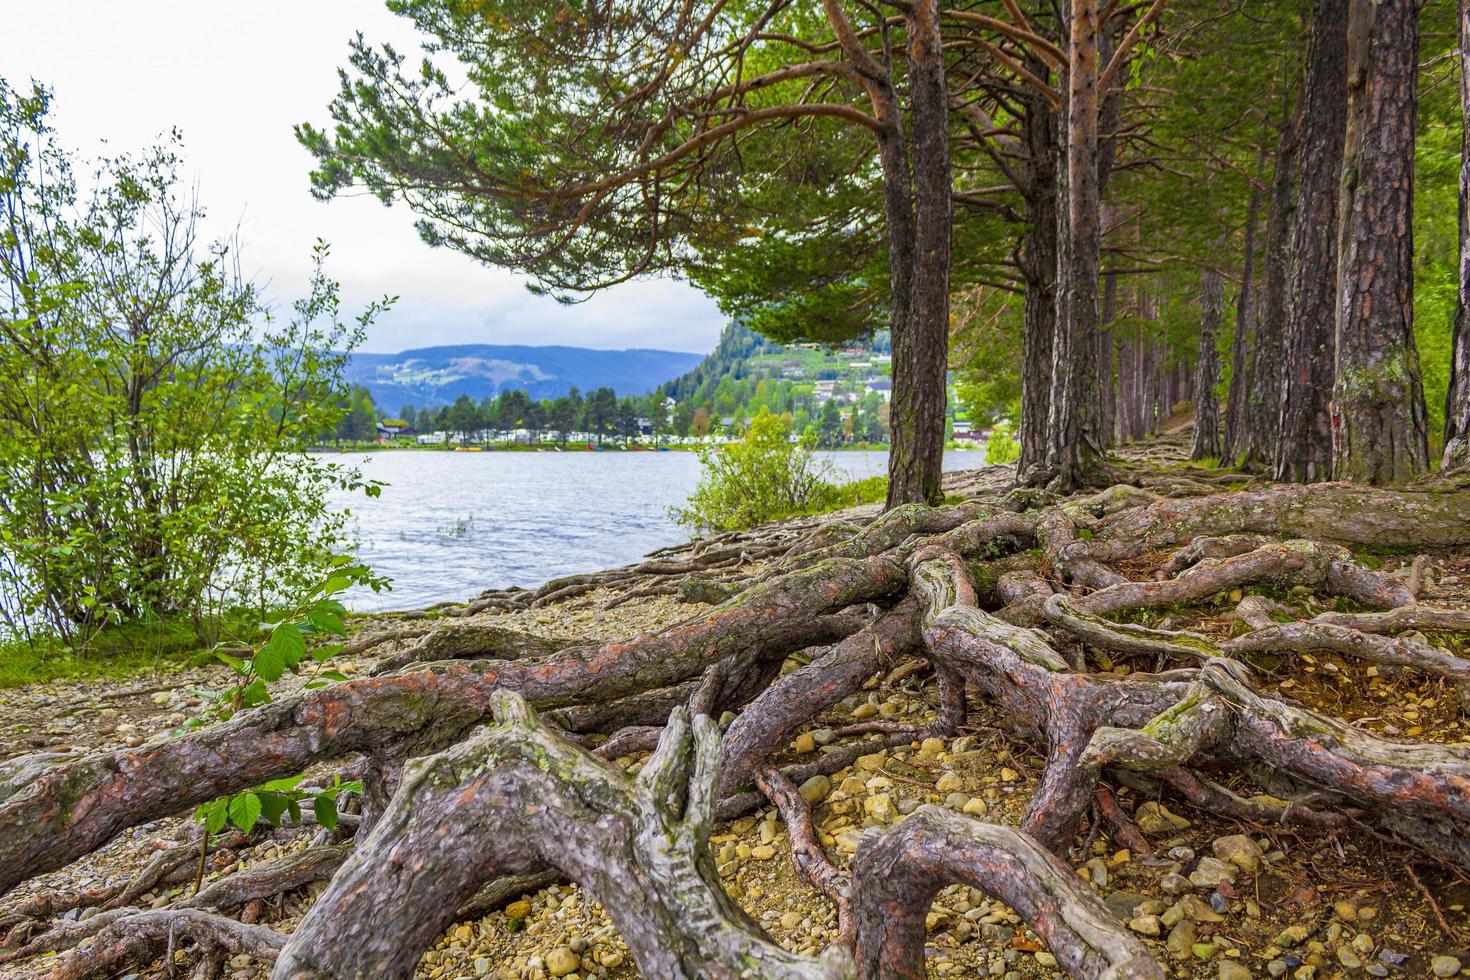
[0,0,724,354]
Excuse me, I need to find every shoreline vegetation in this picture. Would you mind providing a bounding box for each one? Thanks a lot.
[0,463,896,690]
[309,439,988,454]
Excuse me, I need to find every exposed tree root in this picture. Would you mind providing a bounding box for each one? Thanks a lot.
[44,908,285,980]
[278,694,1153,980]
[6,467,1470,978]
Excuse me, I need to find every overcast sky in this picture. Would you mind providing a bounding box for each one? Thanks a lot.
[0,1,725,354]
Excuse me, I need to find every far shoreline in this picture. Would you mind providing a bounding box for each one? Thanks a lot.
[310,441,989,455]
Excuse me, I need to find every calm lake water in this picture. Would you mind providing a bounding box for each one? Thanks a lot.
[328,449,984,611]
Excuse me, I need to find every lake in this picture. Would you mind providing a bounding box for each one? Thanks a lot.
[329,449,985,611]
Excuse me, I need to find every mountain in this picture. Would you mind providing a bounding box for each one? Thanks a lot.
[344,344,706,411]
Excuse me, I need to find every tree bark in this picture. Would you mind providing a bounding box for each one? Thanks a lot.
[1191,265,1224,460]
[849,0,951,509]
[1332,0,1429,484]
[1221,147,1265,463]
[888,0,953,508]
[1276,0,1348,483]
[1444,0,1470,472]
[1244,95,1299,467]
[1019,75,1060,477]
[1041,0,1106,491]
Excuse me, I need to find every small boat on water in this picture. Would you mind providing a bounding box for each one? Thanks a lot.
[454,446,484,452]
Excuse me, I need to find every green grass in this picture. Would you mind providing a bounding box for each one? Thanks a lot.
[0,614,262,689]
[817,475,888,511]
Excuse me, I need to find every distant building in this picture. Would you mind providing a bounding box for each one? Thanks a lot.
[417,431,449,445]
[864,380,893,402]
[376,420,416,441]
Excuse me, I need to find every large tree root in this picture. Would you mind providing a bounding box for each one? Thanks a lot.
[6,468,1470,979]
[45,908,285,980]
[851,807,1160,979]
[0,553,904,894]
[275,693,1155,980]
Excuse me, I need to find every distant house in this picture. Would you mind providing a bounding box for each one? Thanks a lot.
[864,380,893,402]
[952,419,983,441]
[376,420,416,441]
[417,431,449,445]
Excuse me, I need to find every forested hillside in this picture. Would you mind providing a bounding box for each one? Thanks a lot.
[341,344,704,410]
[655,324,912,445]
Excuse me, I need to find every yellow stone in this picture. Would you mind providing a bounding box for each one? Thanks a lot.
[793,733,816,754]
[935,772,964,794]
[505,901,531,919]
[751,845,776,860]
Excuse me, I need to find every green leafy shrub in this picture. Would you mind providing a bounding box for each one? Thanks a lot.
[983,423,1021,465]
[672,409,839,533]
[0,81,391,647]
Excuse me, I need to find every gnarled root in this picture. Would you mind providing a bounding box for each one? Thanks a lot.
[276,693,1159,980]
[850,807,1161,979]
[45,908,285,980]
[274,693,852,979]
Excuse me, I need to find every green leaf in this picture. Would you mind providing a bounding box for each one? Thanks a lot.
[311,642,345,663]
[198,800,228,835]
[251,644,285,683]
[313,794,338,830]
[258,793,290,827]
[238,678,270,708]
[257,774,304,792]
[271,623,308,669]
[307,610,347,636]
[213,651,246,672]
[228,792,263,832]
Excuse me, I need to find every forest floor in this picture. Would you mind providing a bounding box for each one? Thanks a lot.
[4,435,1470,980]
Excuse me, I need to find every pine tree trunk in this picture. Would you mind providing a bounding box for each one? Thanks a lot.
[1042,0,1105,491]
[1221,148,1266,464]
[1019,77,1059,477]
[884,0,951,508]
[1192,267,1224,461]
[1098,271,1118,448]
[1443,0,1470,472]
[1276,0,1348,483]
[1244,98,1299,467]
[1331,0,1429,484]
